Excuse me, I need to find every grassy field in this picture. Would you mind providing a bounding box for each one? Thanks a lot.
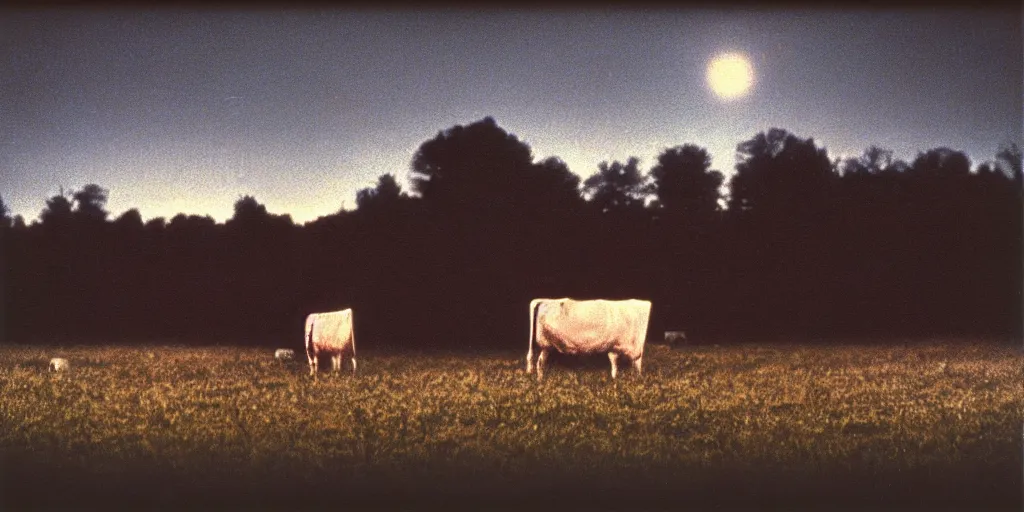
[1,340,1022,511]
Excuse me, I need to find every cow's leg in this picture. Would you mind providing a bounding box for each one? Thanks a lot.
[537,348,549,381]
[307,348,318,377]
[609,352,619,379]
[332,354,342,373]
[632,355,643,375]
[526,348,534,374]
[350,355,357,376]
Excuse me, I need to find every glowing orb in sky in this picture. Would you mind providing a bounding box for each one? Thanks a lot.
[706,53,754,100]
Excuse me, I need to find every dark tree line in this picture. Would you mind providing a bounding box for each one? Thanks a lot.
[3,117,1021,348]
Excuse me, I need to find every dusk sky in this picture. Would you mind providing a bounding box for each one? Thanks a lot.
[2,8,1020,224]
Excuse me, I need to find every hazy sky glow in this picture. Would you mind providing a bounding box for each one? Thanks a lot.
[2,8,1020,224]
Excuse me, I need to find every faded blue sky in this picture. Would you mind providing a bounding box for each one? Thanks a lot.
[2,8,1020,223]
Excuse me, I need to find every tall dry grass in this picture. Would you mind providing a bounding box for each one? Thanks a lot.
[1,340,1021,509]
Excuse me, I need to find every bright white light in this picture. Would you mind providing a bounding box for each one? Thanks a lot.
[706,53,754,100]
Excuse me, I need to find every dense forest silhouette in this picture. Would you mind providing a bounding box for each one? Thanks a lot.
[2,117,1021,348]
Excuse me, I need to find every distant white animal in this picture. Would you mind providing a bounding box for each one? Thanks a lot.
[527,298,652,381]
[305,309,356,377]
[664,331,688,346]
[274,348,295,361]
[48,358,69,372]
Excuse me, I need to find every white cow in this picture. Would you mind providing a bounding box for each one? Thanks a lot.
[48,358,69,372]
[527,298,651,381]
[274,348,295,361]
[305,309,357,377]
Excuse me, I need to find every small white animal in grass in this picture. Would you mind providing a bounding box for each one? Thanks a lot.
[49,358,69,372]
[275,349,295,361]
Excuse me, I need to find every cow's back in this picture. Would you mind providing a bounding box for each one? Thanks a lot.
[537,299,649,356]
[307,309,353,351]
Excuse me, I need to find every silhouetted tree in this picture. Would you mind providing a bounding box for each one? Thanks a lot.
[995,142,1022,180]
[230,195,268,224]
[72,184,109,223]
[728,128,835,217]
[405,117,595,343]
[904,148,974,247]
[836,146,906,210]
[158,214,227,338]
[725,129,838,336]
[525,157,584,213]
[40,189,74,228]
[224,195,299,339]
[863,145,893,173]
[582,157,650,215]
[144,217,166,233]
[113,208,144,232]
[166,213,218,236]
[649,144,723,224]
[410,116,535,218]
[356,174,406,212]
[838,145,894,177]
[908,147,971,180]
[225,195,295,240]
[0,194,10,229]
[830,146,917,335]
[3,119,1020,345]
[645,145,724,338]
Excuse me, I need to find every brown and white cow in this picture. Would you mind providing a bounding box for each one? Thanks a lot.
[526,298,651,381]
[304,308,357,377]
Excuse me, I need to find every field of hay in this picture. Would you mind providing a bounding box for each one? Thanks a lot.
[1,340,1021,510]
